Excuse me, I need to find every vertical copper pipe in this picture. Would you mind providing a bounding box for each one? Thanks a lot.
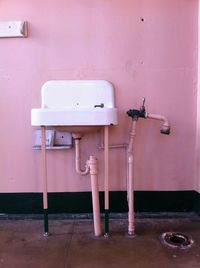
[128,154,134,236]
[104,126,109,236]
[89,156,101,236]
[127,120,137,236]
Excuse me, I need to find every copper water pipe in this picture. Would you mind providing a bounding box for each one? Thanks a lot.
[72,133,101,236]
[127,120,137,236]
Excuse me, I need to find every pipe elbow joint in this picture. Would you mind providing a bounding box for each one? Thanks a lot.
[147,113,170,135]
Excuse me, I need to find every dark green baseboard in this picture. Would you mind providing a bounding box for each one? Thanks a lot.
[0,191,199,214]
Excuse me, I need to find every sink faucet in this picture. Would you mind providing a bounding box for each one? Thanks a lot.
[127,98,170,135]
[94,103,104,108]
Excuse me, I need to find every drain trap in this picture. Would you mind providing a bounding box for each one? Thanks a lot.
[161,232,194,249]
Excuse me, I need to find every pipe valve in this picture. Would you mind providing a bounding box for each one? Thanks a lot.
[126,98,147,120]
[140,97,146,113]
[127,98,171,135]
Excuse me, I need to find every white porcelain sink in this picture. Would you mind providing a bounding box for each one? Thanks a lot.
[31,80,118,133]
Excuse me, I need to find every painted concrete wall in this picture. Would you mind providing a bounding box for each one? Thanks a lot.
[0,0,198,192]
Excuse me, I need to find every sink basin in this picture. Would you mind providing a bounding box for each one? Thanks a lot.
[31,80,118,133]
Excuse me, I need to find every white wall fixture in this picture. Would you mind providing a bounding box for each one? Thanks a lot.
[0,21,28,38]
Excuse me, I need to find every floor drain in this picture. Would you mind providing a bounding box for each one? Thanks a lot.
[161,232,194,249]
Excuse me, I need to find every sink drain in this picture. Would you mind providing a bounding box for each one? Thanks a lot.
[161,232,194,249]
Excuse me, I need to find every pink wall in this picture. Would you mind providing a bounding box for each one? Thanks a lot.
[196,0,200,193]
[0,0,198,192]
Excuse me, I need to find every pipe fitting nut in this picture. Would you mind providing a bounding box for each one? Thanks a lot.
[88,156,98,175]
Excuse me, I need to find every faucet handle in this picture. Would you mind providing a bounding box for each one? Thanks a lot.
[140,97,146,112]
[142,97,145,107]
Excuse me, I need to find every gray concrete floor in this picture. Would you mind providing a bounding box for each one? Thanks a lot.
[0,216,199,268]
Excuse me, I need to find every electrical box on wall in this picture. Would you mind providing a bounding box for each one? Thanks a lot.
[33,130,73,149]
[0,21,28,38]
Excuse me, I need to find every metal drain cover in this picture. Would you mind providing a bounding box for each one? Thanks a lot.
[161,232,194,249]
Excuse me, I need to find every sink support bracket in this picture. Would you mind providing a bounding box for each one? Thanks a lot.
[41,126,49,237]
